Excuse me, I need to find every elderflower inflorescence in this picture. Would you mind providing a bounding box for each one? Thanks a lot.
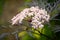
[11,6,50,29]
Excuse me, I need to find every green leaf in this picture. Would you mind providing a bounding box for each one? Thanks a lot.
[42,24,53,37]
[39,36,47,40]
[18,31,26,37]
[21,32,35,40]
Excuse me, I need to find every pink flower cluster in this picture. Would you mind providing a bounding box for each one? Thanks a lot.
[11,6,50,29]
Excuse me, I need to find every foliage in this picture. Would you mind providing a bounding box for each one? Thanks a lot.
[18,24,53,40]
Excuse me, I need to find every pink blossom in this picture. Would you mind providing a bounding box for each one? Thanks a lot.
[11,6,50,29]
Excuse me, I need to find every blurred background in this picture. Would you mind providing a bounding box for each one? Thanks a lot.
[0,0,60,40]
